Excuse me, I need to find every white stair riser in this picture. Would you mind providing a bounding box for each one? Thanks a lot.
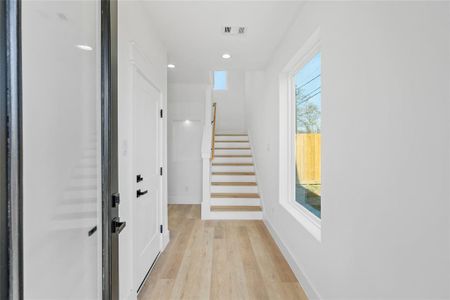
[214,149,251,156]
[211,175,256,182]
[215,135,248,141]
[210,198,261,206]
[215,142,250,148]
[210,185,258,193]
[212,157,253,163]
[212,165,254,172]
[208,211,263,220]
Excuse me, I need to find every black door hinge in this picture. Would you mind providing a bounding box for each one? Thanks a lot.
[160,167,163,176]
[160,109,163,118]
[160,224,163,234]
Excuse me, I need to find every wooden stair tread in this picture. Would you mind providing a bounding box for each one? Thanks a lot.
[211,193,260,198]
[215,147,251,150]
[210,206,262,212]
[215,140,249,143]
[211,182,257,186]
[212,163,253,166]
[214,155,252,158]
[212,172,255,175]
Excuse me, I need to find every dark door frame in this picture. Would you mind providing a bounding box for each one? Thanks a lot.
[0,2,6,297]
[5,0,22,299]
[0,0,12,299]
[3,0,120,299]
[101,0,120,299]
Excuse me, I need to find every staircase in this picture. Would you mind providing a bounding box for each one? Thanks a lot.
[208,133,262,220]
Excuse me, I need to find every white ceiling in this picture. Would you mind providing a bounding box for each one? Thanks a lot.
[143,1,303,84]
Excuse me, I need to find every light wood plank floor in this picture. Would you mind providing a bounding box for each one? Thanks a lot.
[138,205,308,300]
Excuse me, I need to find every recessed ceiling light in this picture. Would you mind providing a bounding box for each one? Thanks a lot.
[222,53,231,59]
[168,64,175,69]
[76,45,93,51]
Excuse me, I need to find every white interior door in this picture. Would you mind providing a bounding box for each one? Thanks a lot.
[22,1,101,299]
[133,69,161,291]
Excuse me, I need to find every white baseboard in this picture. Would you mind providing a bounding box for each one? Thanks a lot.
[168,195,201,204]
[263,217,321,300]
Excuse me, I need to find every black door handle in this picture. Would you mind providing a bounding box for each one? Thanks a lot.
[136,189,148,198]
[112,217,126,234]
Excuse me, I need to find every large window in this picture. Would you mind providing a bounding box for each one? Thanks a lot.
[294,53,321,218]
[279,29,320,240]
[213,71,227,90]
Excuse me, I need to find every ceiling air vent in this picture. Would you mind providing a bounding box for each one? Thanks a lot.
[223,26,246,36]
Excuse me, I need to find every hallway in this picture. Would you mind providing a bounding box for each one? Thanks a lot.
[1,1,450,299]
[138,205,308,300]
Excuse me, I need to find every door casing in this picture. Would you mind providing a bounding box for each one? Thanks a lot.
[129,45,164,294]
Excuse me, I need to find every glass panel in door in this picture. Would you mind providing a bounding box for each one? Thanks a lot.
[22,1,101,298]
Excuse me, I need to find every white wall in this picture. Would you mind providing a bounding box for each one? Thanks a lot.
[245,2,450,299]
[167,83,206,204]
[118,2,168,299]
[214,70,246,133]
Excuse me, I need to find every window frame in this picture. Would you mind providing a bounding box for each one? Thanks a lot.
[279,29,321,241]
[213,70,227,91]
